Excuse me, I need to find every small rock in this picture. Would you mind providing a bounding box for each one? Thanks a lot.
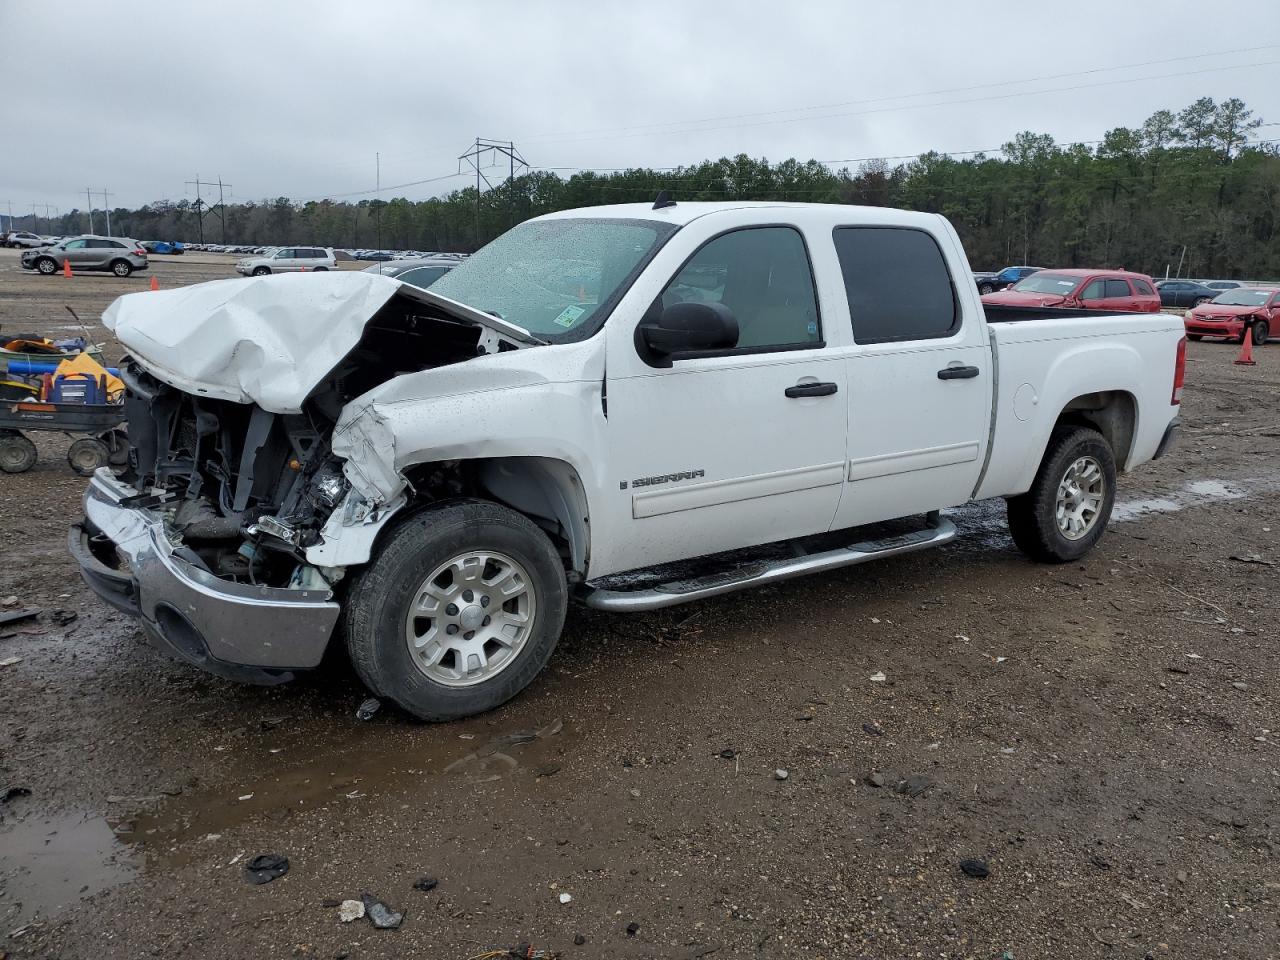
[338,900,365,923]
[866,771,886,788]
[897,774,933,798]
[574,934,587,946]
[626,921,640,936]
[1176,870,1188,883]
[1232,681,1248,691]
[869,671,887,683]
[355,698,381,721]
[774,769,789,781]
[412,876,438,892]
[861,722,883,737]
[361,893,403,929]
[718,748,736,760]
[959,858,990,879]
[1166,665,1190,675]
[629,788,641,799]
[559,892,573,904]
[1089,854,1111,870]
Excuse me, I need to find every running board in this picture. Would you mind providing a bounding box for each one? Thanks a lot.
[580,517,957,612]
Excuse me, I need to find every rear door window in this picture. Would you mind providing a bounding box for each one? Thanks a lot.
[1132,278,1154,295]
[1105,279,1132,298]
[833,227,958,344]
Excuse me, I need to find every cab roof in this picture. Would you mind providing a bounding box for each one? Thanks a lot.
[533,201,947,229]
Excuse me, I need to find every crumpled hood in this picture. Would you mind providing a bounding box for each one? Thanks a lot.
[103,271,538,414]
[1187,303,1258,318]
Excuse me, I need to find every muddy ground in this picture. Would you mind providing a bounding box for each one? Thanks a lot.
[0,247,1277,959]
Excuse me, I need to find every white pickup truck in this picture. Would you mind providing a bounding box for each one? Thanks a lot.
[72,201,1185,720]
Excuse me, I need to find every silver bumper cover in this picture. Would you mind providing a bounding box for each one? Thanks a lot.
[71,470,339,676]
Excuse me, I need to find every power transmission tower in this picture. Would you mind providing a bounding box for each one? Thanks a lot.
[185,175,232,244]
[458,138,528,242]
[100,189,114,237]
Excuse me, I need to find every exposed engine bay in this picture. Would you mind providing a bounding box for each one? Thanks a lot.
[118,293,520,590]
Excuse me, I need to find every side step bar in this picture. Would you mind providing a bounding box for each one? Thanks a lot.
[580,517,957,612]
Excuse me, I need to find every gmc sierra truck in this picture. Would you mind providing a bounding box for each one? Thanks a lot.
[71,201,1185,720]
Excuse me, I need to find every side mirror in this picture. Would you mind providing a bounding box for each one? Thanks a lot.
[636,301,738,365]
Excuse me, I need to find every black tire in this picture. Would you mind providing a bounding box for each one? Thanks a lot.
[312,266,328,272]
[1194,296,1211,306]
[1252,320,1269,345]
[343,500,568,721]
[0,431,38,474]
[67,437,110,476]
[110,259,132,277]
[1006,424,1117,564]
[978,283,994,295]
[36,257,57,275]
[252,266,270,277]
[1187,334,1203,341]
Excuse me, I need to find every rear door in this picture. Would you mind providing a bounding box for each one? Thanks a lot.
[1082,277,1142,312]
[829,224,990,529]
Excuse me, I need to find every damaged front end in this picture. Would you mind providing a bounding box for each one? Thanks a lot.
[70,272,535,679]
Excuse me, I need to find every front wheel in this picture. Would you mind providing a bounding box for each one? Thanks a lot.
[1252,320,1269,345]
[252,266,270,277]
[978,283,994,295]
[36,257,58,275]
[343,500,568,721]
[1006,424,1117,563]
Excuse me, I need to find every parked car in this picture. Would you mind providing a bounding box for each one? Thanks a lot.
[982,269,1161,312]
[75,201,1185,721]
[1203,280,1242,290]
[5,231,50,249]
[20,235,148,277]
[1183,287,1279,344]
[234,246,336,276]
[975,265,1043,295]
[1155,279,1219,308]
[361,257,458,288]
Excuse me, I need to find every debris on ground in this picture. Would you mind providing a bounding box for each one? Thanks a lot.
[48,609,78,626]
[573,934,586,945]
[897,774,933,798]
[243,854,290,885]
[536,718,563,738]
[355,697,382,721]
[1,595,18,606]
[558,892,572,904]
[959,858,990,878]
[467,945,560,959]
[866,771,886,788]
[361,892,403,929]
[626,921,640,936]
[1089,854,1111,870]
[0,608,39,626]
[1232,681,1249,691]
[861,722,884,736]
[1229,553,1275,566]
[0,657,21,669]
[2,786,32,803]
[534,763,561,778]
[412,876,438,892]
[869,671,887,682]
[717,748,737,760]
[337,899,365,923]
[774,769,789,781]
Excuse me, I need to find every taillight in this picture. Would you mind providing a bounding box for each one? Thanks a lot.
[1171,336,1186,405]
[134,248,146,256]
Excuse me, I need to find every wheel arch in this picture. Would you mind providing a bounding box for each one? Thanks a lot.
[1053,389,1137,471]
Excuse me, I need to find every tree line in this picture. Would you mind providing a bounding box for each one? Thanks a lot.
[24,96,1280,278]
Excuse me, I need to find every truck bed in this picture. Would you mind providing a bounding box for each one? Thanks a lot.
[983,303,1140,324]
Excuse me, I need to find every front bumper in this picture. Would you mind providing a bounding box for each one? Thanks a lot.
[1184,318,1243,338]
[70,470,340,681]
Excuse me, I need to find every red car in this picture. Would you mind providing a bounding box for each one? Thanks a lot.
[1183,287,1279,344]
[981,269,1161,313]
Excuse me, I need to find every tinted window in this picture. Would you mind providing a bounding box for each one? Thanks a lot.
[1105,279,1131,298]
[833,226,956,344]
[303,249,325,258]
[275,249,295,258]
[1081,279,1106,300]
[397,266,450,288]
[660,226,820,350]
[64,239,88,249]
[1132,278,1154,295]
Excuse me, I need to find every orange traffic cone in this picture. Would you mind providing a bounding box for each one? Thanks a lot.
[63,259,72,278]
[1234,324,1257,365]
[149,276,159,291]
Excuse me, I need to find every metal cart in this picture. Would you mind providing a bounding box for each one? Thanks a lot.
[0,400,127,476]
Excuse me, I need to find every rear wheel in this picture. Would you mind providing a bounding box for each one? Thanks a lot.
[0,431,37,473]
[1007,424,1117,563]
[36,257,57,275]
[110,259,133,277]
[67,437,110,476]
[344,500,568,721]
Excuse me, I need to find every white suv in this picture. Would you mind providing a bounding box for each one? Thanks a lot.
[235,246,335,276]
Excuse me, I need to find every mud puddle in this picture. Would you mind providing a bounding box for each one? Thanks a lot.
[0,811,139,926]
[116,716,571,866]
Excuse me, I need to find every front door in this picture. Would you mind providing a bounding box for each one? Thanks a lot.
[828,225,991,529]
[599,223,848,576]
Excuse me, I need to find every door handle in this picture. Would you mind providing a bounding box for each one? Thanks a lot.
[785,381,838,398]
[937,365,980,380]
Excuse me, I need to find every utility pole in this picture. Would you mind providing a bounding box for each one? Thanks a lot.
[216,177,227,242]
[100,190,113,237]
[186,175,231,245]
[375,151,381,254]
[32,203,39,235]
[458,137,528,245]
[87,188,96,234]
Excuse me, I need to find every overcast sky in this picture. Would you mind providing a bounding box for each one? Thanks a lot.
[3,0,1279,215]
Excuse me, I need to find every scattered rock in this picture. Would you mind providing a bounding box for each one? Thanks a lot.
[534,763,561,778]
[626,921,640,936]
[897,774,933,798]
[574,934,587,946]
[717,748,736,760]
[412,876,438,892]
[959,858,990,879]
[869,671,887,683]
[1176,870,1188,884]
[48,609,78,626]
[355,698,381,721]
[774,769,789,781]
[244,854,290,885]
[338,899,365,923]
[1089,854,1111,870]
[1166,665,1190,675]
[1232,681,1248,691]
[0,657,21,669]
[861,722,884,737]
[866,771,886,788]
[361,893,403,929]
[1,595,18,606]
[629,788,641,799]
[559,892,572,904]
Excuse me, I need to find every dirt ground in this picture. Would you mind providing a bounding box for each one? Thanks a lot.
[0,247,1277,959]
